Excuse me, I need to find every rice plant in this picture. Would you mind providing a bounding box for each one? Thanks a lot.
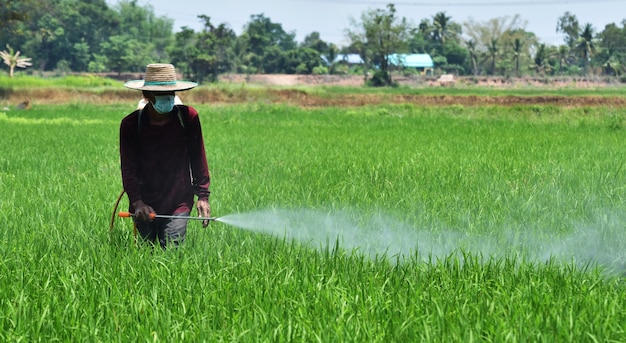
[0,102,625,341]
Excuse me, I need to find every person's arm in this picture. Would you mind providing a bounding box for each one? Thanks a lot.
[186,107,211,226]
[120,114,154,221]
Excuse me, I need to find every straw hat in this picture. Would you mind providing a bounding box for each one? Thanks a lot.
[123,63,197,91]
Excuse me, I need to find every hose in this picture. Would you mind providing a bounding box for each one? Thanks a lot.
[109,189,137,242]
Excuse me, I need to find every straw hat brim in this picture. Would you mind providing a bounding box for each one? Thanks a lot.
[123,80,198,91]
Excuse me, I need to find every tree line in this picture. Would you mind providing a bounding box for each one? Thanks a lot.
[2,0,625,86]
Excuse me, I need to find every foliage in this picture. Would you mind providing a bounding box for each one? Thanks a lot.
[575,23,597,72]
[557,11,581,49]
[285,47,324,74]
[0,44,32,77]
[301,31,330,55]
[0,1,625,81]
[596,23,626,76]
[462,15,538,77]
[240,13,296,73]
[346,4,410,86]
[0,0,40,46]
[407,12,467,75]
[187,15,238,83]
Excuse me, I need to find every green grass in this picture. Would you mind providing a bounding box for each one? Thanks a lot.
[0,74,119,88]
[1,101,626,341]
[303,83,626,98]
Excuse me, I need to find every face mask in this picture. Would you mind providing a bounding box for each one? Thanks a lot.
[152,95,175,114]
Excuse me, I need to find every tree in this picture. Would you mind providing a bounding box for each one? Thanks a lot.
[17,0,121,72]
[412,12,464,73]
[345,3,410,86]
[99,35,141,74]
[0,0,39,45]
[511,38,523,77]
[533,43,551,75]
[61,0,120,71]
[241,13,296,73]
[20,2,64,71]
[345,25,373,83]
[321,43,340,74]
[440,43,468,75]
[463,15,532,77]
[486,39,499,75]
[301,31,330,55]
[113,0,173,63]
[556,12,580,49]
[262,45,286,74]
[231,36,249,74]
[191,15,237,82]
[2,0,182,73]
[432,12,458,45]
[283,47,323,74]
[597,22,626,76]
[407,21,429,53]
[575,23,596,74]
[0,44,32,77]
[189,55,216,84]
[72,39,91,72]
[556,45,570,75]
[466,39,479,75]
[168,27,196,78]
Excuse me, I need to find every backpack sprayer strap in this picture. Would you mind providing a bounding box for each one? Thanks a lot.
[137,106,186,137]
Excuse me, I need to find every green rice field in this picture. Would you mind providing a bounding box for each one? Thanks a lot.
[1,98,626,341]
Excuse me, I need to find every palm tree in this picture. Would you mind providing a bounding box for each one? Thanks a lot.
[486,39,499,75]
[0,44,32,78]
[322,44,340,74]
[466,39,479,75]
[575,23,596,74]
[432,12,453,44]
[557,45,569,75]
[511,38,523,77]
[418,19,430,36]
[602,57,623,76]
[533,44,551,75]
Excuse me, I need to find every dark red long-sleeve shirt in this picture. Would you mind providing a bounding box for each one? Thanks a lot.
[120,105,210,215]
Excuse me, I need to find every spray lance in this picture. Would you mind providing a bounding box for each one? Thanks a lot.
[109,189,220,243]
[118,211,219,222]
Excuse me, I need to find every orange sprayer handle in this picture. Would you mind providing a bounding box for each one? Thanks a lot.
[118,211,155,219]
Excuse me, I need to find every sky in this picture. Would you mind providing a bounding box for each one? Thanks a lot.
[106,0,626,47]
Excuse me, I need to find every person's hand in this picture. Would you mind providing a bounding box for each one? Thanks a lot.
[132,200,155,222]
[197,199,211,227]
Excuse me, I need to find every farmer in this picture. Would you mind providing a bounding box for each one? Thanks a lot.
[119,63,210,248]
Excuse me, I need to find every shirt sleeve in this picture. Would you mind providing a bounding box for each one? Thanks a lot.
[186,106,211,200]
[119,112,143,205]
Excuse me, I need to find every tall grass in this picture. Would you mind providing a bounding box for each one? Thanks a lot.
[0,74,118,88]
[305,83,626,98]
[0,102,625,341]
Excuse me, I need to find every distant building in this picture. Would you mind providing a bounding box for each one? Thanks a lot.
[388,54,434,75]
[322,53,434,75]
